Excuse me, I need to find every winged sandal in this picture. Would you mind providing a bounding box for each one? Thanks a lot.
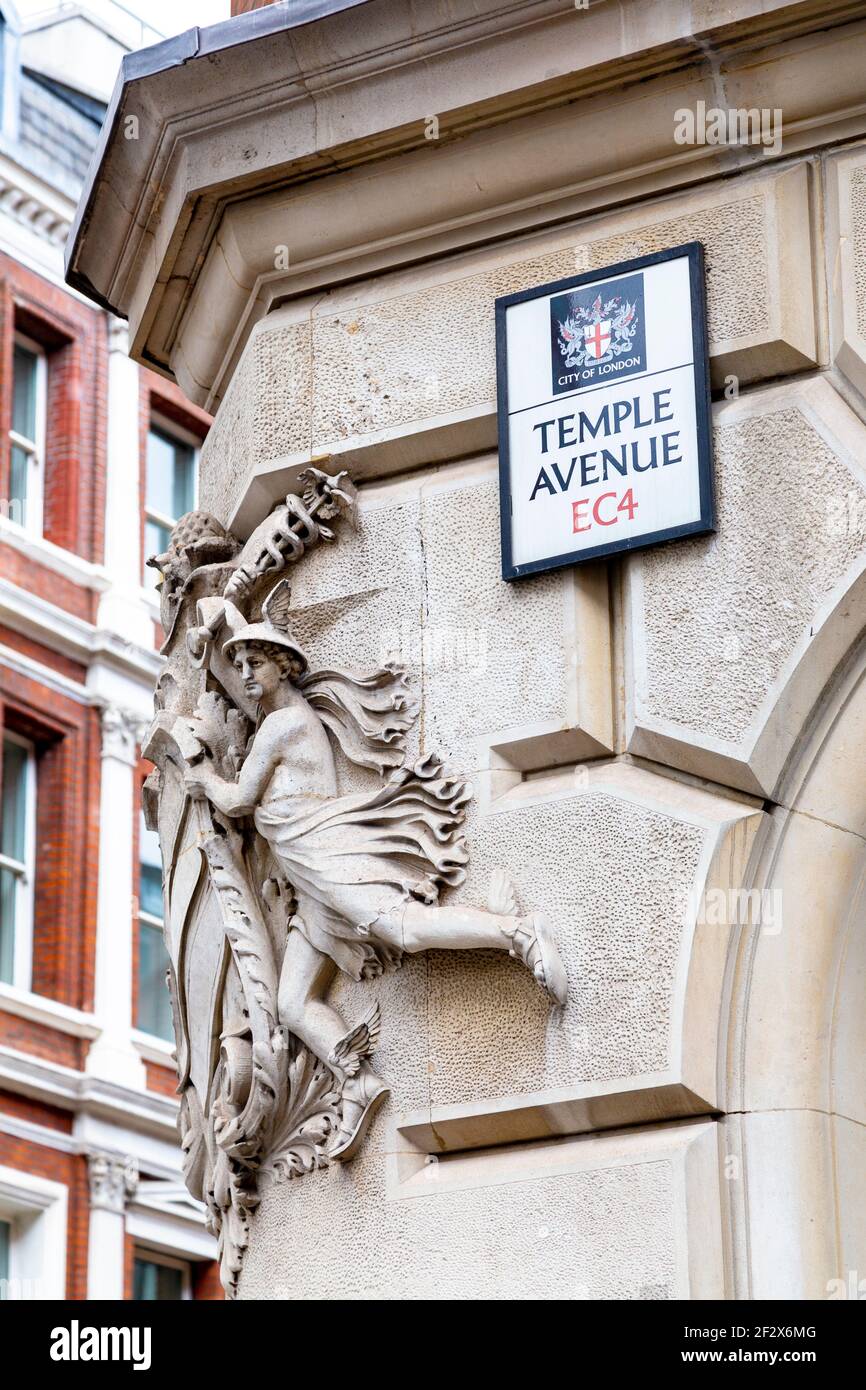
[327,1002,390,1162]
[489,869,568,1006]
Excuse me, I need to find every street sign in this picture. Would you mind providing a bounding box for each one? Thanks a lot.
[496,242,714,579]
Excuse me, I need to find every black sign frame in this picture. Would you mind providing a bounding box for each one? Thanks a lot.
[495,241,715,581]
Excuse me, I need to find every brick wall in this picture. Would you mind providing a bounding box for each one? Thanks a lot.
[0,1119,89,1299]
[0,1089,72,1133]
[0,1013,82,1069]
[192,1260,224,1300]
[230,0,277,15]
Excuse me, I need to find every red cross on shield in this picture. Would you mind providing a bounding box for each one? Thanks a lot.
[583,319,611,360]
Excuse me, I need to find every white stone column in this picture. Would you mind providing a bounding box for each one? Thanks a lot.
[84,706,148,1090]
[97,316,154,649]
[86,1151,138,1301]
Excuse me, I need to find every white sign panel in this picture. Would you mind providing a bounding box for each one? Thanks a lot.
[496,242,714,579]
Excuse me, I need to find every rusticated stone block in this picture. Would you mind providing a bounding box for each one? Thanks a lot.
[281,458,613,779]
[200,164,817,531]
[239,1116,723,1300]
[299,762,760,1151]
[625,376,866,797]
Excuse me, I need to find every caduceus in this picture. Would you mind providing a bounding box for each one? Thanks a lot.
[223,467,358,603]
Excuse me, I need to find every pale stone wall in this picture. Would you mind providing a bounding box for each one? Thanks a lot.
[61,0,866,1306]
[184,131,866,1297]
[200,162,816,531]
[241,1122,723,1301]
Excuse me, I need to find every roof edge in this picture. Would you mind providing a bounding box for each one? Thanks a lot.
[64,0,370,294]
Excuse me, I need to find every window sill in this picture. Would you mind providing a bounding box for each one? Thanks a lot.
[0,982,100,1039]
[0,516,110,592]
[138,587,162,619]
[131,1029,177,1067]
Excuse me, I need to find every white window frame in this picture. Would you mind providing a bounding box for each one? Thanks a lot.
[8,333,47,537]
[0,730,37,991]
[143,413,199,589]
[132,1245,192,1301]
[0,1165,68,1300]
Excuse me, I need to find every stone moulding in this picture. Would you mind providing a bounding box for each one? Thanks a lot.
[826,143,866,400]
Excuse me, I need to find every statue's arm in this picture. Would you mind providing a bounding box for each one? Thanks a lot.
[184,724,278,817]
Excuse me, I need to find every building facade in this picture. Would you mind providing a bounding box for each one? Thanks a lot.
[67,0,866,1300]
[0,1,219,1299]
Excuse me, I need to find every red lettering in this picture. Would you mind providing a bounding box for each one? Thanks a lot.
[571,489,639,535]
[618,488,638,521]
[592,491,619,526]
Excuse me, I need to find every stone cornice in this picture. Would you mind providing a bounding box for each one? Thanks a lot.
[0,149,73,248]
[66,0,866,409]
[0,573,163,687]
[0,1043,180,1139]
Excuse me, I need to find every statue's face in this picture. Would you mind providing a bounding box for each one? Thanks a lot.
[232,643,283,702]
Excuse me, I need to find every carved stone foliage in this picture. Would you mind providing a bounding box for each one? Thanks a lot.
[88,1152,139,1213]
[143,466,566,1296]
[100,706,149,764]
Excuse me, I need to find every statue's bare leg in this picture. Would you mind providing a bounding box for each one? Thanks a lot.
[373,891,568,1006]
[277,926,345,1061]
[277,927,390,1164]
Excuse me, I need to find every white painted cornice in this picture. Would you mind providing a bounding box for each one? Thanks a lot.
[0,576,162,688]
[0,1044,179,1141]
[65,0,866,410]
[0,148,73,248]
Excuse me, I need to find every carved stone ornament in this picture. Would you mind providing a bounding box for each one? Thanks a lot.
[88,1151,139,1214]
[142,466,567,1296]
[100,705,150,764]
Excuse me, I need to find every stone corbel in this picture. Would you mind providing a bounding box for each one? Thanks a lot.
[87,1151,139,1215]
[99,705,150,765]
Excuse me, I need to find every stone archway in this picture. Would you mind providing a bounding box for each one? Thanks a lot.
[721,626,866,1299]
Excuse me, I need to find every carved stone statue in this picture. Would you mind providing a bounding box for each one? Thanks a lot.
[142,467,566,1295]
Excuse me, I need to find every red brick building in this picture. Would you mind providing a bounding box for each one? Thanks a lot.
[0,1,221,1299]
